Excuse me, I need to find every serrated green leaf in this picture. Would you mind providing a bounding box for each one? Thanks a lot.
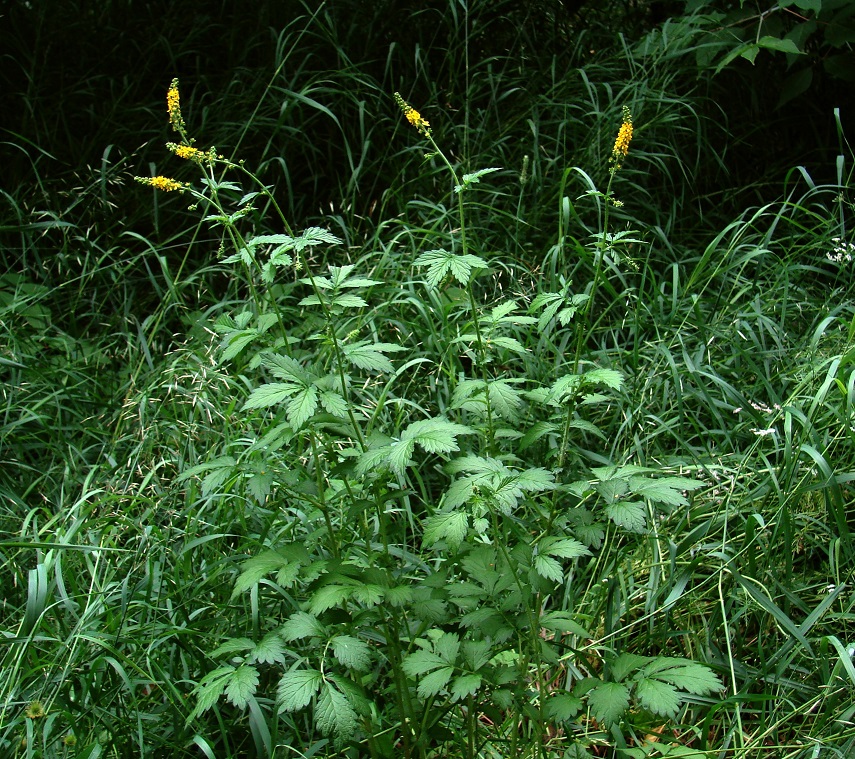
[385,585,413,606]
[605,500,647,532]
[287,385,318,429]
[221,331,256,362]
[635,678,681,718]
[277,668,323,712]
[330,293,369,309]
[423,510,469,548]
[308,584,354,615]
[587,681,630,725]
[542,537,591,559]
[316,681,359,742]
[351,583,384,606]
[319,390,348,417]
[644,659,722,695]
[211,638,254,658]
[434,631,460,663]
[629,476,702,506]
[243,382,300,410]
[544,693,583,721]
[343,343,395,372]
[188,666,234,720]
[331,635,371,671]
[354,444,393,475]
[610,653,651,682]
[516,467,556,492]
[582,368,624,390]
[225,665,259,708]
[450,674,482,701]
[404,418,473,454]
[232,552,288,597]
[417,666,455,698]
[281,611,326,641]
[490,336,527,354]
[534,554,564,582]
[250,631,287,665]
[247,472,273,504]
[463,640,492,670]
[402,650,447,677]
[262,353,312,383]
[388,438,417,475]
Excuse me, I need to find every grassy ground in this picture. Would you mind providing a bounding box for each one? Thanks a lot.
[2,2,854,757]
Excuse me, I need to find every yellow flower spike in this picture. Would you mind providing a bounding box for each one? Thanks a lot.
[167,142,206,163]
[610,105,633,173]
[394,92,431,136]
[135,175,187,192]
[167,78,187,136]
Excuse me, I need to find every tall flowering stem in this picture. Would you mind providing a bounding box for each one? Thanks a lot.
[394,92,496,452]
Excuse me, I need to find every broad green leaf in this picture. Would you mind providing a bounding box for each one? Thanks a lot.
[629,476,703,506]
[315,682,358,741]
[463,640,492,670]
[403,418,473,454]
[221,330,256,362]
[644,659,722,695]
[541,537,591,559]
[587,682,630,725]
[416,666,454,698]
[287,385,318,429]
[343,343,395,372]
[635,678,681,718]
[351,583,384,606]
[388,438,417,475]
[423,510,469,548]
[308,584,354,615]
[277,668,323,712]
[211,638,254,658]
[434,632,461,664]
[281,611,326,641]
[402,650,447,677]
[224,665,259,708]
[250,631,287,665]
[582,368,624,390]
[263,353,312,383]
[243,382,300,410]
[605,501,647,532]
[544,693,583,721]
[247,472,272,504]
[516,467,556,492]
[331,635,371,671]
[189,666,234,720]
[415,249,488,287]
[450,674,482,701]
[319,390,347,417]
[534,554,564,582]
[610,653,651,682]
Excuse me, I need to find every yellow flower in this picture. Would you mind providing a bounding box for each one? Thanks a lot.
[394,92,431,136]
[168,143,206,162]
[25,701,45,719]
[135,175,186,192]
[167,78,186,136]
[610,106,633,172]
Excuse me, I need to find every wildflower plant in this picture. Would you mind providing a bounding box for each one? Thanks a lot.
[139,82,723,758]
